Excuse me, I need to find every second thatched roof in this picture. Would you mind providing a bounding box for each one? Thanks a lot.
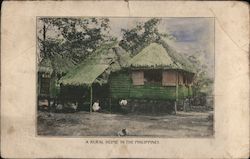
[129,42,195,73]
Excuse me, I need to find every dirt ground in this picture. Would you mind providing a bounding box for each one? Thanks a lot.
[37,110,213,137]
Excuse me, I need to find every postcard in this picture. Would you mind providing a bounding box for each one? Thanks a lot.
[1,1,249,158]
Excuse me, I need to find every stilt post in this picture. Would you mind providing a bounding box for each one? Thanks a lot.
[174,101,177,114]
[175,71,179,114]
[109,98,112,113]
[90,85,92,113]
[109,82,112,114]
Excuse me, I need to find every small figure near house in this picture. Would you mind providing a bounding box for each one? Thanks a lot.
[54,104,63,113]
[183,98,190,112]
[56,104,63,111]
[119,99,129,114]
[92,100,101,112]
[119,99,128,106]
[71,102,78,112]
[117,128,129,136]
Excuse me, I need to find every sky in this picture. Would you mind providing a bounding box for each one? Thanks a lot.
[108,17,215,77]
[109,17,214,54]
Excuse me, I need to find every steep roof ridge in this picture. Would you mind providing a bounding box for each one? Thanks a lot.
[129,42,181,69]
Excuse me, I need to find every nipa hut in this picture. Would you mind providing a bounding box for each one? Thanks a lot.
[38,58,53,99]
[59,41,195,113]
[59,42,131,111]
[37,54,76,107]
[109,42,195,113]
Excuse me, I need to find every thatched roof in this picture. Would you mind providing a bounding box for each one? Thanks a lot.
[59,42,131,86]
[59,62,109,86]
[129,42,195,73]
[159,39,195,73]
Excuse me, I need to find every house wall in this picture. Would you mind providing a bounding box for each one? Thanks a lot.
[38,72,60,99]
[38,73,51,97]
[109,72,131,99]
[109,72,192,101]
[130,85,176,100]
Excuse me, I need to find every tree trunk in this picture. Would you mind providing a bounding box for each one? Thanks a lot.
[43,22,47,58]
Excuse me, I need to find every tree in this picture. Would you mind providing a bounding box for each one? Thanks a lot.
[38,18,59,59]
[37,17,114,72]
[188,54,213,97]
[119,18,172,55]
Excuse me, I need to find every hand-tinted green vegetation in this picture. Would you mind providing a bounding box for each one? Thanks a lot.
[38,17,213,98]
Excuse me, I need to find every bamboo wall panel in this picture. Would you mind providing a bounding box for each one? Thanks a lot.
[110,72,192,100]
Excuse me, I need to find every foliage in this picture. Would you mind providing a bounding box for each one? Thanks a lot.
[119,18,173,55]
[38,17,115,74]
[188,54,213,96]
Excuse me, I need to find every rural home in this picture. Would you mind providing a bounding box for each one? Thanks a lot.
[58,42,130,111]
[39,41,195,113]
[37,54,76,107]
[110,43,194,101]
[109,42,195,113]
[37,59,54,107]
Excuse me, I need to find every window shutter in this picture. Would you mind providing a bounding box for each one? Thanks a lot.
[132,71,144,85]
[162,70,177,86]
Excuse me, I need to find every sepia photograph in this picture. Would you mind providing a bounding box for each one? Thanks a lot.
[37,17,214,137]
